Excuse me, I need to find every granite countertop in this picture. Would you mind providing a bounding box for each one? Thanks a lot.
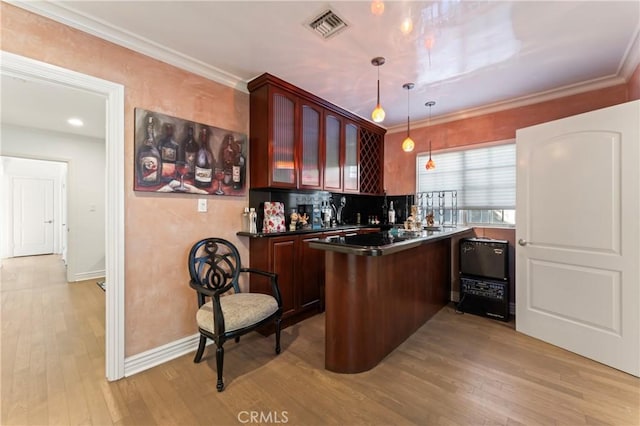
[308,226,473,256]
[237,224,381,238]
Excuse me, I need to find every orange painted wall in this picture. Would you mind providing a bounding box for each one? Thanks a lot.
[384,84,629,195]
[1,3,250,356]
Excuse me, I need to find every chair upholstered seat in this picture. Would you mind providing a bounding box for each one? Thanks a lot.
[189,237,282,391]
[197,293,279,333]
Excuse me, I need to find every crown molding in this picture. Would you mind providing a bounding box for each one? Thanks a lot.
[386,74,627,134]
[6,0,249,93]
[619,26,640,79]
[388,26,640,135]
[10,0,637,129]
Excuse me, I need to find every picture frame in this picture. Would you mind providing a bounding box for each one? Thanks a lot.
[133,107,247,196]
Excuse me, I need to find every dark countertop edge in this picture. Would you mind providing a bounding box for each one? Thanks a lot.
[237,224,380,238]
[308,227,473,256]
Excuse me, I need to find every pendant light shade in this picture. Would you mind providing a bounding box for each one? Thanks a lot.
[401,82,415,152]
[425,101,436,170]
[371,57,386,123]
[370,0,384,16]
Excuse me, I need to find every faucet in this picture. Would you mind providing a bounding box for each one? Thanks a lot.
[329,198,338,226]
[336,196,346,225]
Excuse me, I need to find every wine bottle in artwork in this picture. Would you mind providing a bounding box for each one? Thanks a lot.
[219,134,236,175]
[136,116,162,187]
[159,123,179,183]
[194,127,214,188]
[232,139,246,190]
[182,125,198,179]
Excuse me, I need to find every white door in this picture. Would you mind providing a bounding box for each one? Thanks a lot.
[516,100,639,376]
[61,172,68,265]
[12,177,55,256]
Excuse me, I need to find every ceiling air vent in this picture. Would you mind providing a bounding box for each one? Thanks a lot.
[307,9,348,40]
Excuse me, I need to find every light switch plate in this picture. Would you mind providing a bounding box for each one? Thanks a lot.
[197,198,207,212]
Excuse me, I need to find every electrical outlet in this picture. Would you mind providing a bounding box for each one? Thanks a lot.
[197,198,207,212]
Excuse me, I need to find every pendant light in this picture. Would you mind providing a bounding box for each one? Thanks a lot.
[371,57,386,123]
[425,101,436,170]
[401,83,415,152]
[370,0,384,16]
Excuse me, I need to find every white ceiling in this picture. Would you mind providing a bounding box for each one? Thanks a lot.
[2,0,639,138]
[1,74,106,139]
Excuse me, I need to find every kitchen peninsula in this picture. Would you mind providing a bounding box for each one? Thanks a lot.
[309,227,472,373]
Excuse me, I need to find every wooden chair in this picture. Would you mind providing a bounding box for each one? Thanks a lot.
[188,237,282,391]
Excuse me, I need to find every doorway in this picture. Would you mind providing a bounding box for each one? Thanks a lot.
[1,52,125,380]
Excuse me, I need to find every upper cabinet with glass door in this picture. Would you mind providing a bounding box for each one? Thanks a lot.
[248,73,386,193]
[299,103,323,190]
[324,112,342,191]
[343,121,359,192]
[248,82,297,189]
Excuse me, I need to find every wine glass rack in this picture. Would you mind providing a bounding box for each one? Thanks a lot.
[416,190,458,227]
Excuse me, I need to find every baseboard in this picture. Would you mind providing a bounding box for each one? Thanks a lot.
[72,269,105,281]
[124,332,211,377]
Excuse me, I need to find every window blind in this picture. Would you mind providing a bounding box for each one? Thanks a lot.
[416,143,516,209]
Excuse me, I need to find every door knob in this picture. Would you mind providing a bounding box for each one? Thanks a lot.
[44,220,53,224]
[518,238,528,246]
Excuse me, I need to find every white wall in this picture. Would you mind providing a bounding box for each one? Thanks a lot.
[0,124,105,281]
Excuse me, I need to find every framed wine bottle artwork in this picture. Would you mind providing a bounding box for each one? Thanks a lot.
[133,108,247,196]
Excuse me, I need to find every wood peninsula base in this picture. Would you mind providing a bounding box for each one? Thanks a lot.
[310,228,471,373]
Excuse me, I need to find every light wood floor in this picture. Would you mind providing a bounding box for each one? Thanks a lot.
[2,255,639,425]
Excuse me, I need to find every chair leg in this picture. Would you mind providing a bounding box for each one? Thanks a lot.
[194,335,207,363]
[275,317,282,355]
[216,344,225,392]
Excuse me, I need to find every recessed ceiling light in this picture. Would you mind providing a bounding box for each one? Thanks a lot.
[67,117,84,127]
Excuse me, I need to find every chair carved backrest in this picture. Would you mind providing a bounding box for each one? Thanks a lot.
[189,238,242,308]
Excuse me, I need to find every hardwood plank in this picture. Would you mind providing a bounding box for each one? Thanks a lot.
[1,254,638,425]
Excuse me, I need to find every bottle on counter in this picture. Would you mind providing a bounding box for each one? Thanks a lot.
[388,201,396,224]
[136,116,162,187]
[194,127,214,188]
[248,208,257,233]
[159,123,179,183]
[242,207,250,233]
[382,192,388,224]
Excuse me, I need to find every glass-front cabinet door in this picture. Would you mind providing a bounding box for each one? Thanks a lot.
[299,103,323,189]
[271,90,297,187]
[324,113,342,191]
[343,121,359,192]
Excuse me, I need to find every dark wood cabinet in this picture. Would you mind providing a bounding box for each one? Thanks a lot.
[324,112,342,191]
[248,73,385,194]
[359,127,384,195]
[299,234,324,311]
[299,103,323,189]
[249,227,383,329]
[249,84,298,188]
[250,236,297,319]
[250,232,325,329]
[343,121,359,193]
